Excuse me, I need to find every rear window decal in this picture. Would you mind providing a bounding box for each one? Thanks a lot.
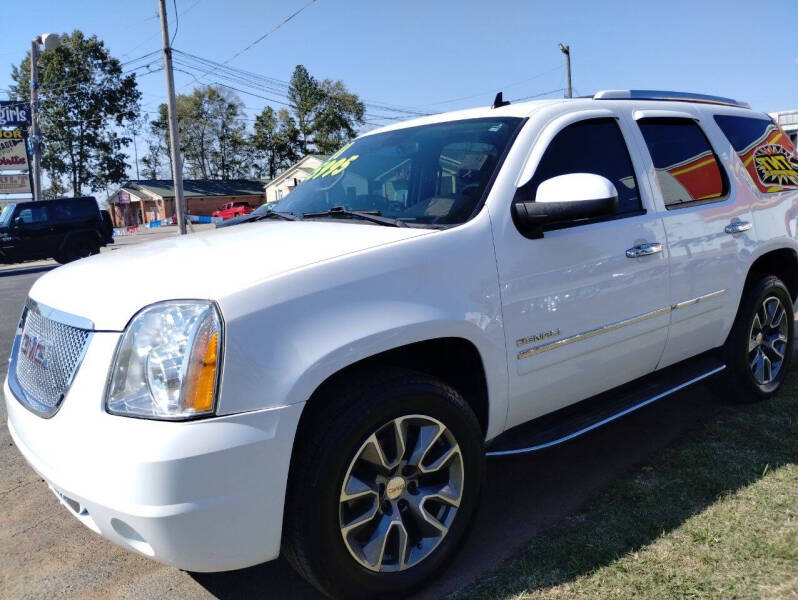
[753,144,798,188]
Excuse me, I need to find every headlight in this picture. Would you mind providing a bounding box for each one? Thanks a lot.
[106,301,222,420]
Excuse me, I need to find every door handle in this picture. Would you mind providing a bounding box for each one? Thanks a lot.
[724,221,752,234]
[626,242,662,258]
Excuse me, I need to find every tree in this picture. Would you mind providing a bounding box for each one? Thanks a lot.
[287,65,323,154]
[313,79,365,155]
[251,106,300,179]
[125,113,149,180]
[155,85,249,180]
[287,65,364,156]
[140,135,166,179]
[10,30,141,196]
[43,176,69,199]
[147,104,172,178]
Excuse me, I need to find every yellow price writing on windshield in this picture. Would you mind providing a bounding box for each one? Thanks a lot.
[307,154,359,180]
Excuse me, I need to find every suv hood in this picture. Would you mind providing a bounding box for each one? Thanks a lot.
[29,221,433,330]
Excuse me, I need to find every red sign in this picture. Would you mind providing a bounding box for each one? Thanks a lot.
[0,137,28,171]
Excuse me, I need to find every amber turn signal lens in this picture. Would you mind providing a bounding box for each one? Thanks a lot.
[183,328,219,414]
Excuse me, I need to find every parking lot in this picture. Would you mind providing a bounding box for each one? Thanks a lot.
[0,229,747,600]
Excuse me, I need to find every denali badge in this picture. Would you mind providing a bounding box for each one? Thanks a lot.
[516,328,561,347]
[20,333,48,368]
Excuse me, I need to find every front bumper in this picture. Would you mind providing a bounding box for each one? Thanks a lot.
[4,331,304,572]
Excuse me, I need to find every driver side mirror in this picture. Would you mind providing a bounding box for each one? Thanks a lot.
[512,173,619,239]
[13,216,25,229]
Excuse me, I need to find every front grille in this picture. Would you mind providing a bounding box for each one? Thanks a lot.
[9,300,92,417]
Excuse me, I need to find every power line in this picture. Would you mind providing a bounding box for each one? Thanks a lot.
[171,49,431,118]
[171,0,180,45]
[508,87,566,102]
[411,64,563,109]
[178,0,319,90]
[226,0,318,63]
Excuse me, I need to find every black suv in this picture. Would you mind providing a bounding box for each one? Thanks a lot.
[0,197,114,264]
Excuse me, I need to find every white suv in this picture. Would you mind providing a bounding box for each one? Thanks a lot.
[5,90,798,599]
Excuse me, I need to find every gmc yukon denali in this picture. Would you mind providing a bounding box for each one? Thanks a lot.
[5,90,798,599]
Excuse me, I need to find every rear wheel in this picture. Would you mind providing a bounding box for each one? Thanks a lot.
[713,275,794,402]
[56,238,97,264]
[283,368,484,599]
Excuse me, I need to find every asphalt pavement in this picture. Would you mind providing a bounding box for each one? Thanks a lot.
[0,254,742,600]
[0,223,216,276]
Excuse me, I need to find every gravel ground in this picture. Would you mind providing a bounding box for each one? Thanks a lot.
[0,242,761,600]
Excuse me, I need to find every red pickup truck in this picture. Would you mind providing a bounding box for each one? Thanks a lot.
[212,201,255,220]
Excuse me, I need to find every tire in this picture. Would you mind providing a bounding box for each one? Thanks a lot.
[713,275,794,402]
[56,238,97,264]
[282,368,485,600]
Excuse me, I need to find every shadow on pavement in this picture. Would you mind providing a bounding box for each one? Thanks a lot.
[0,264,57,278]
[191,384,726,600]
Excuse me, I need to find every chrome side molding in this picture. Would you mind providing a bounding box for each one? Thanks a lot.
[671,289,726,311]
[517,290,726,360]
[517,306,671,360]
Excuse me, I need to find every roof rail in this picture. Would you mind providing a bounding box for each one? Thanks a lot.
[593,89,750,109]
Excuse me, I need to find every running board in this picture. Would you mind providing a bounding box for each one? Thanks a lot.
[486,354,725,457]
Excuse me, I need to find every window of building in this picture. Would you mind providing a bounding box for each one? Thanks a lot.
[638,118,725,207]
[527,118,642,219]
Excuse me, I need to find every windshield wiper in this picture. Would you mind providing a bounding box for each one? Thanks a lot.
[301,206,407,228]
[252,211,298,222]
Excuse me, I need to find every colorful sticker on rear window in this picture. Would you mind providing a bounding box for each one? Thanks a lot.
[714,115,798,193]
[753,144,798,188]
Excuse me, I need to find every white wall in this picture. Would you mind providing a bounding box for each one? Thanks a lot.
[264,156,326,203]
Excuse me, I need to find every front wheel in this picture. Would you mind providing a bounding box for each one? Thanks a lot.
[714,275,794,402]
[283,368,485,600]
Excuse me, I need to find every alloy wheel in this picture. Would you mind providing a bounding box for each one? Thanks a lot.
[338,414,464,573]
[749,295,789,385]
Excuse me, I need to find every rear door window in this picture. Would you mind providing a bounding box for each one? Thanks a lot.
[637,118,726,208]
[714,114,798,193]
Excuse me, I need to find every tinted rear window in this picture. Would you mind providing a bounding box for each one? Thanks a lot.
[714,114,798,193]
[637,118,725,207]
[52,199,98,221]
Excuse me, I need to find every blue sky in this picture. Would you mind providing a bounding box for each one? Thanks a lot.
[1,0,796,175]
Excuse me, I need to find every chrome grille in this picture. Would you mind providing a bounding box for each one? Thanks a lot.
[9,300,92,417]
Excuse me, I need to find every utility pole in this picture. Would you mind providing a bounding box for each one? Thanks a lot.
[29,33,62,201]
[29,38,41,201]
[558,43,572,99]
[158,0,186,234]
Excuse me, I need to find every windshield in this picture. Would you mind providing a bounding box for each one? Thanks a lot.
[278,117,522,226]
[0,203,16,227]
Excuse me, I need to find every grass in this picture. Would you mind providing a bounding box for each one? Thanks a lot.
[452,363,798,600]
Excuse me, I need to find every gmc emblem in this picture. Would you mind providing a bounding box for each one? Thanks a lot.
[20,333,48,368]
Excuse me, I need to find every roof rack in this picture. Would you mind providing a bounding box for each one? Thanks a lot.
[593,89,750,109]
